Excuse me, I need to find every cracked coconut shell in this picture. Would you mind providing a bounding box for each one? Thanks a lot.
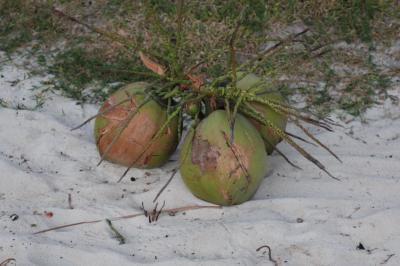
[179,110,268,205]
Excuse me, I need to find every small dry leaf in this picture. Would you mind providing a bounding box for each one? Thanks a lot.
[139,51,166,76]
[187,74,204,90]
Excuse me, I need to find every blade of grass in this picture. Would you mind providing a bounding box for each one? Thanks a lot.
[105,219,126,245]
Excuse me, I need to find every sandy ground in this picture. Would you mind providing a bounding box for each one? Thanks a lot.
[0,50,400,266]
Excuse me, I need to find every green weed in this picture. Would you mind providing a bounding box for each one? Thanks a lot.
[0,0,398,116]
[46,45,148,102]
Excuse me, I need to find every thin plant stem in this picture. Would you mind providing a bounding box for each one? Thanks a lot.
[33,205,221,235]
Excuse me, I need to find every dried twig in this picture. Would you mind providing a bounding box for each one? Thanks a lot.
[285,131,317,147]
[33,220,102,234]
[256,245,278,266]
[293,119,342,163]
[380,254,395,265]
[153,169,178,203]
[241,104,339,181]
[71,98,130,131]
[154,202,165,221]
[68,193,73,209]
[246,28,309,72]
[272,145,302,170]
[152,124,197,203]
[251,99,334,132]
[0,258,15,266]
[33,204,221,234]
[185,61,205,76]
[142,201,166,223]
[164,205,220,216]
[141,202,148,217]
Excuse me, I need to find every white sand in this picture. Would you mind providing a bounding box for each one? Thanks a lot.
[1,51,399,266]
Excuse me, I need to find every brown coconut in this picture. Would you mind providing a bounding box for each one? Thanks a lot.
[94,82,179,168]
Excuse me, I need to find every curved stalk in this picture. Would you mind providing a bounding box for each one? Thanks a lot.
[240,103,339,181]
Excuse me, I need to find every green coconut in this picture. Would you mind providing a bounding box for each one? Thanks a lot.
[236,73,288,154]
[236,72,263,91]
[179,110,268,206]
[94,82,179,168]
[184,101,200,118]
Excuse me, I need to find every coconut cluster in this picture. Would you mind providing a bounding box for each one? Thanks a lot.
[58,5,337,207]
[94,73,287,206]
